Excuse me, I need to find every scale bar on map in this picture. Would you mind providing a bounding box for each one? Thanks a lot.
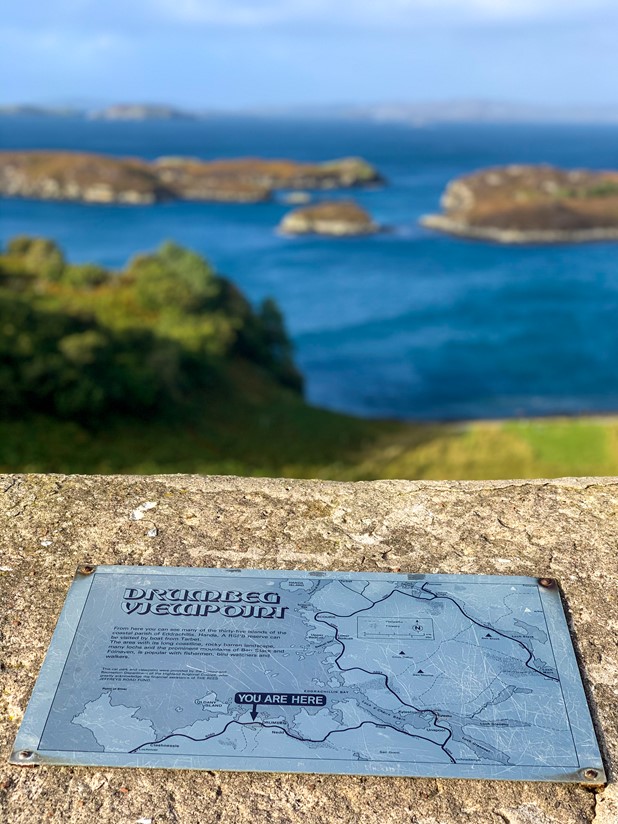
[357,616,434,640]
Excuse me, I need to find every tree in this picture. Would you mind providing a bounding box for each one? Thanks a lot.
[258,298,303,392]
[6,236,65,281]
[128,241,219,312]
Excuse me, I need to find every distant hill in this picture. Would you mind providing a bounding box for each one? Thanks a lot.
[242,100,618,125]
[3,99,618,124]
[88,104,197,121]
[0,104,81,118]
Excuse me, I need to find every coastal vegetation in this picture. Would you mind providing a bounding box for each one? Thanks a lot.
[2,236,618,480]
[0,236,301,421]
[421,164,618,243]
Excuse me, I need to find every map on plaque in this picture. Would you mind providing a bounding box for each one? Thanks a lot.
[11,566,605,783]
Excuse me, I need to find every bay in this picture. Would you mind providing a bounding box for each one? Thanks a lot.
[2,116,618,420]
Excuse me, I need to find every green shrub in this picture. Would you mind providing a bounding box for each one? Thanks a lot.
[61,263,110,289]
[6,236,66,281]
[0,236,302,423]
[128,241,219,312]
[584,182,618,198]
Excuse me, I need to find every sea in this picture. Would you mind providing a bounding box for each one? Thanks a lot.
[2,116,618,421]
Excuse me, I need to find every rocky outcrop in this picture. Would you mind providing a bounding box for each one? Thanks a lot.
[153,157,271,203]
[0,152,166,204]
[279,199,380,236]
[421,164,618,243]
[0,151,383,205]
[280,190,311,205]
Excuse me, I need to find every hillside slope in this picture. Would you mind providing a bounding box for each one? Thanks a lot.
[2,237,618,480]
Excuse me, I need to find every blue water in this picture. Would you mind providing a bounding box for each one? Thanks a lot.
[2,116,618,420]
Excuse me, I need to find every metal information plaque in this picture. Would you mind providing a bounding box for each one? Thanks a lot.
[11,566,605,783]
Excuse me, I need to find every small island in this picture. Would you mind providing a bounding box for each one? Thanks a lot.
[0,151,383,205]
[421,164,618,244]
[278,200,381,236]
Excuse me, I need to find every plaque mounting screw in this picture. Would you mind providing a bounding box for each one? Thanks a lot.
[16,750,35,761]
[537,577,555,588]
[77,564,96,576]
[583,768,600,781]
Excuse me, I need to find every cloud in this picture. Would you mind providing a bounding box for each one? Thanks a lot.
[2,0,617,107]
[148,0,617,28]
[5,0,618,34]
[1,25,128,66]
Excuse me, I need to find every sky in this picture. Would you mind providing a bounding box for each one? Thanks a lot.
[2,0,618,108]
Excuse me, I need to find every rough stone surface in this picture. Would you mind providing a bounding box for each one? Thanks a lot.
[1,474,616,824]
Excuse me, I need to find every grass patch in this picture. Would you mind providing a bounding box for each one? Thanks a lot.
[3,400,618,480]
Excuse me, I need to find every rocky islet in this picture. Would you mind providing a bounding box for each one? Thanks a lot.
[0,151,383,205]
[421,164,618,243]
[4,150,618,244]
[278,199,381,236]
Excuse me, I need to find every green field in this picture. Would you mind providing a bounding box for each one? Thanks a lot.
[2,392,617,479]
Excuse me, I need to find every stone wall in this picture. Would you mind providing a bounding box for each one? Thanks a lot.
[1,474,617,823]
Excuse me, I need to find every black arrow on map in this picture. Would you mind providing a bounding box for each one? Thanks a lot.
[250,703,258,721]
